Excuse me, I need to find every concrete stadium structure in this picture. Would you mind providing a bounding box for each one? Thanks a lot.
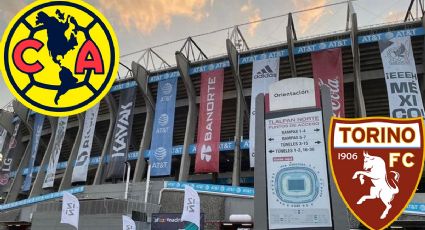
[2,3,425,230]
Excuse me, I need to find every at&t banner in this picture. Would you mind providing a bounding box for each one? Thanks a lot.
[22,113,44,191]
[150,78,178,176]
[195,69,224,173]
[379,36,425,118]
[72,103,100,183]
[249,58,279,167]
[106,88,137,179]
[312,48,345,117]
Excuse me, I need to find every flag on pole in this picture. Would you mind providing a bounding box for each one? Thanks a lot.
[61,192,79,229]
[181,185,200,229]
[122,215,136,230]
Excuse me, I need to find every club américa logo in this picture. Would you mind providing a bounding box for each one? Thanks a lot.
[0,0,119,116]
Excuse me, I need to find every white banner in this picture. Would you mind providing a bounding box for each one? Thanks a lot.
[72,104,99,183]
[249,58,279,167]
[61,191,79,229]
[181,185,200,229]
[265,109,332,229]
[122,215,136,230]
[0,128,7,153]
[379,36,425,118]
[43,117,68,188]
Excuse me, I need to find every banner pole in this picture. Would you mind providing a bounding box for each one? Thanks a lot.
[144,161,151,204]
[124,162,131,200]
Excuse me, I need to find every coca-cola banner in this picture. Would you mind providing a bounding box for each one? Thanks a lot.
[194,69,224,173]
[379,36,425,118]
[249,58,279,167]
[311,48,345,117]
[0,119,21,190]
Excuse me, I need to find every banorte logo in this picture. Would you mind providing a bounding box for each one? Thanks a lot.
[0,0,119,116]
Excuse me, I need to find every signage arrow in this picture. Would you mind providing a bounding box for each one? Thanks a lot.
[315,141,321,144]
[314,128,320,132]
[269,150,275,153]
[268,138,274,141]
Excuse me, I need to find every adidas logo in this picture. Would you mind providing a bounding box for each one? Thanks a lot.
[254,65,277,79]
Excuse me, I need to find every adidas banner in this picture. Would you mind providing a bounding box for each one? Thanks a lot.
[150,78,178,176]
[0,119,21,190]
[106,87,137,179]
[194,69,224,173]
[379,36,425,118]
[249,58,279,167]
[72,103,99,183]
[22,113,45,192]
[43,117,68,188]
[312,48,345,117]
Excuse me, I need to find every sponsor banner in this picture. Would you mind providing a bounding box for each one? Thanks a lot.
[164,181,255,197]
[379,36,425,118]
[312,48,345,117]
[269,77,316,111]
[249,58,279,167]
[61,192,80,230]
[43,117,68,188]
[72,104,100,183]
[22,114,45,192]
[404,202,425,216]
[106,88,137,179]
[150,78,178,176]
[0,119,21,190]
[181,185,201,228]
[195,69,224,173]
[122,215,136,230]
[265,109,332,229]
[152,213,204,230]
[0,127,7,153]
[0,186,84,211]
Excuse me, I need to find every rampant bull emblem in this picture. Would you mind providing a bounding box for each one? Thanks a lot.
[353,152,399,219]
[329,117,424,229]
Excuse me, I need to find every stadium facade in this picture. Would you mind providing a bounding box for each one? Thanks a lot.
[1,6,425,230]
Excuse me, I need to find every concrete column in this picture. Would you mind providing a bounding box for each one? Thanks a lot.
[253,93,267,230]
[287,13,297,78]
[5,101,32,203]
[226,39,248,186]
[132,62,155,182]
[30,117,57,197]
[0,110,15,134]
[93,94,117,185]
[176,52,197,182]
[350,5,367,117]
[320,85,351,229]
[59,113,84,190]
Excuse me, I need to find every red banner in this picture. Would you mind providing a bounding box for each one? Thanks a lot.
[312,48,345,117]
[195,69,224,173]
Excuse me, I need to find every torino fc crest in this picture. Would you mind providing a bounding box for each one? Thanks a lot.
[329,117,424,230]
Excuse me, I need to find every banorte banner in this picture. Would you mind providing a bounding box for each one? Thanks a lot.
[72,103,99,183]
[22,113,45,192]
[150,78,178,176]
[43,116,68,188]
[311,48,345,117]
[106,87,137,179]
[249,58,279,167]
[195,69,224,173]
[379,36,425,118]
[0,119,21,190]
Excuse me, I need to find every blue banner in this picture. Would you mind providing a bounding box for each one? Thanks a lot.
[22,114,44,192]
[150,78,178,176]
[164,181,255,196]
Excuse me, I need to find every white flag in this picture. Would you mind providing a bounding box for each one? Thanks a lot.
[181,185,200,229]
[61,192,79,229]
[122,215,136,230]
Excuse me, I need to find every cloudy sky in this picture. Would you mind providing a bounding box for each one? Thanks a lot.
[0,0,412,108]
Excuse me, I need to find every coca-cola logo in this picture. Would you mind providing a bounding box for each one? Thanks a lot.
[319,77,342,117]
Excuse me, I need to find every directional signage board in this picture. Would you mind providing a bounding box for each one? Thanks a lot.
[265,108,332,229]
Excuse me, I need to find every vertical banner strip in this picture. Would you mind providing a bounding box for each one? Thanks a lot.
[194,69,224,173]
[249,58,279,167]
[311,48,345,117]
[106,88,137,179]
[0,119,21,190]
[0,128,7,154]
[379,36,425,118]
[71,103,100,183]
[43,117,68,188]
[150,78,178,176]
[22,114,45,191]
